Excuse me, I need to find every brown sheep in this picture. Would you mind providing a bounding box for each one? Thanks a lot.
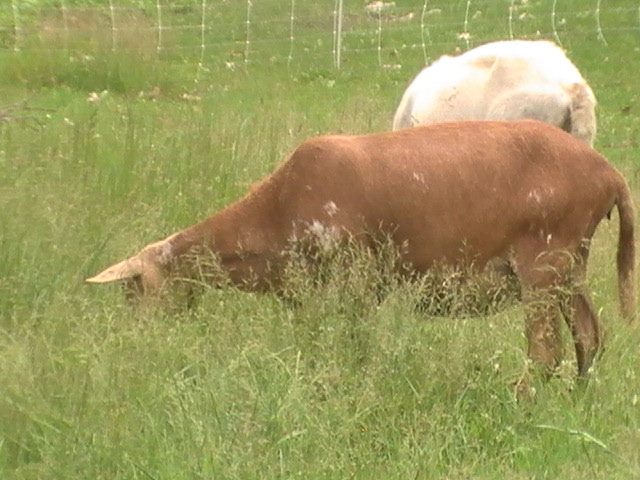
[87,120,635,378]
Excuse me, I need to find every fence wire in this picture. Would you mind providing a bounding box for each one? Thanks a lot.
[1,1,638,69]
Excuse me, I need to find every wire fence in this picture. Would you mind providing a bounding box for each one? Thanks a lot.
[0,1,638,158]
[1,1,639,70]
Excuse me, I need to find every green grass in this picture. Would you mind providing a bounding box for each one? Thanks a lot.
[1,0,640,478]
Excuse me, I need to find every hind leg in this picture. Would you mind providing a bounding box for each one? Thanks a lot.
[562,289,602,377]
[521,286,565,374]
[559,244,602,377]
[512,244,574,374]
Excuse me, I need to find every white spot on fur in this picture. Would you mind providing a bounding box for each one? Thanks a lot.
[528,190,542,204]
[323,201,338,217]
[306,220,340,252]
[412,172,425,184]
[546,233,552,245]
[145,237,175,265]
[155,241,173,265]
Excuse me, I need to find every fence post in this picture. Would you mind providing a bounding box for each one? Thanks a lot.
[377,12,382,66]
[462,0,471,49]
[11,0,21,51]
[244,0,252,67]
[287,0,295,68]
[109,0,117,51]
[332,0,338,66]
[595,0,608,45]
[200,0,206,67]
[508,0,514,40]
[333,0,343,68]
[551,0,563,47]
[156,0,163,54]
[420,0,430,64]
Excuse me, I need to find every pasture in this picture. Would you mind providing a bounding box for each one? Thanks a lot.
[1,0,639,478]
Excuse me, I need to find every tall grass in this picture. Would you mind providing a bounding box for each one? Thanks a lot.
[1,0,640,478]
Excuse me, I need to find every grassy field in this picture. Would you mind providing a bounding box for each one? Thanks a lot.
[1,0,640,478]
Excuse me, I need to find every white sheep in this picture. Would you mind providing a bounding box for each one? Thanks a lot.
[393,40,596,145]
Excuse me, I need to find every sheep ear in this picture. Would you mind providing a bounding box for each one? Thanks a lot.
[86,256,143,283]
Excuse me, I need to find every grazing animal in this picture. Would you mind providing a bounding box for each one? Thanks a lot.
[87,120,634,378]
[393,40,597,145]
